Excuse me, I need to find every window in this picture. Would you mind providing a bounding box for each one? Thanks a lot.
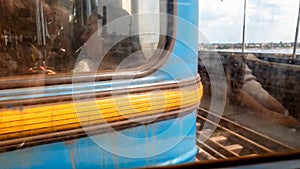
[0,0,171,77]
[198,0,300,162]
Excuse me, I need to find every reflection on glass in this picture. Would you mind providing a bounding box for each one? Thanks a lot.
[198,0,300,160]
[0,0,166,76]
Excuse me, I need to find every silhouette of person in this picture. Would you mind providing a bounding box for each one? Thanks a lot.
[74,5,144,73]
[74,13,105,72]
[81,14,103,43]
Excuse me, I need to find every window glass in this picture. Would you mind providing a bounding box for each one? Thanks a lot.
[0,0,168,76]
[198,0,300,161]
[199,0,299,53]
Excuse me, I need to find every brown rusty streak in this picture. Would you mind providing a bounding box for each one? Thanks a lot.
[65,140,76,169]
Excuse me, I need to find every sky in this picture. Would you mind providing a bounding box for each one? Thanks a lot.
[198,0,300,43]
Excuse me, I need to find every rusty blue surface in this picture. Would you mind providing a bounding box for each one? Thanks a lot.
[0,0,200,168]
[0,111,197,169]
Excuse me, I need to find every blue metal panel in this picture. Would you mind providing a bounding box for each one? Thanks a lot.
[144,0,199,82]
[0,111,197,169]
[0,1,200,168]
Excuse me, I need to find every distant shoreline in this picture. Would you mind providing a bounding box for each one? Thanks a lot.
[199,47,300,55]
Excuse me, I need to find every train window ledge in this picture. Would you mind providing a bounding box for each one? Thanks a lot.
[143,151,300,169]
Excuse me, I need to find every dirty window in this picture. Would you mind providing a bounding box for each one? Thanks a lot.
[0,0,168,76]
[198,0,300,161]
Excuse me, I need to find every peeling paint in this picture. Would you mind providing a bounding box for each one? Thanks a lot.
[17,141,25,150]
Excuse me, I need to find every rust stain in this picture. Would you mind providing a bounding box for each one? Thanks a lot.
[65,140,76,169]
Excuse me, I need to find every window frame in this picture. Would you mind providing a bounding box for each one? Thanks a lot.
[0,0,177,89]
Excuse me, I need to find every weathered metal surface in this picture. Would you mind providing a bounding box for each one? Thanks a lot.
[0,111,198,169]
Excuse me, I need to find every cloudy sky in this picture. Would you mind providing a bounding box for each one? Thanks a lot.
[199,0,300,43]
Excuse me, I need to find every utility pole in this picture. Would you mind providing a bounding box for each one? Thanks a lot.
[221,0,246,52]
[293,1,300,59]
[242,0,247,53]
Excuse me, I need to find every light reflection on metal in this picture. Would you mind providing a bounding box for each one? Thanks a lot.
[40,1,46,46]
[86,0,92,17]
[35,0,42,45]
